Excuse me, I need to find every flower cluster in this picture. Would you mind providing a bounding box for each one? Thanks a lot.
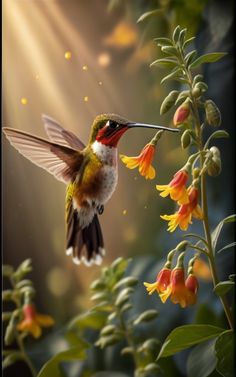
[17,303,54,338]
[144,253,198,308]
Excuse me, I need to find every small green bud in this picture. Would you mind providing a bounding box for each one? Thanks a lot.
[90,279,106,291]
[2,352,24,369]
[181,130,191,149]
[101,324,116,336]
[2,265,14,278]
[121,347,134,356]
[207,146,222,176]
[113,276,138,291]
[133,310,158,325]
[176,241,189,252]
[192,167,201,179]
[144,363,159,373]
[115,287,134,307]
[193,74,204,86]
[205,100,221,127]
[195,81,208,92]
[172,25,181,43]
[161,45,178,56]
[160,90,179,115]
[192,87,201,98]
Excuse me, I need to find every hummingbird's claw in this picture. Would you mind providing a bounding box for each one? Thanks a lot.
[97,205,104,215]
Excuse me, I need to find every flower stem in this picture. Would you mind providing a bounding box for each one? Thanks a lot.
[191,95,234,329]
[17,334,37,377]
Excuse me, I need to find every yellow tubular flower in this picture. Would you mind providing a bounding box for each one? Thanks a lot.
[156,169,189,205]
[120,143,156,179]
[17,304,54,338]
[161,186,203,232]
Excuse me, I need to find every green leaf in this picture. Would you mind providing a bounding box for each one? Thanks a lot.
[183,36,195,49]
[186,339,217,377]
[68,309,107,331]
[113,276,138,291]
[137,9,162,23]
[215,330,234,377]
[150,58,178,69]
[96,333,123,348]
[184,233,207,246]
[90,279,106,291]
[133,310,158,325]
[111,257,130,279]
[172,25,181,43]
[190,53,227,69]
[37,344,89,377]
[100,324,116,336]
[161,68,183,84]
[161,45,179,57]
[204,130,229,148]
[144,363,159,373]
[157,325,225,359]
[211,215,236,254]
[217,242,236,254]
[115,287,134,307]
[229,274,235,282]
[154,37,173,47]
[214,281,234,296]
[121,346,134,355]
[2,352,24,369]
[185,50,197,66]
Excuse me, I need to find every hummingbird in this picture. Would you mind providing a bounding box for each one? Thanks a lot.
[3,114,178,266]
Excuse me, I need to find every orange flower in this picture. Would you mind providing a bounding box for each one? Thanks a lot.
[120,144,156,179]
[160,268,196,308]
[193,257,212,281]
[156,170,189,205]
[173,102,190,127]
[161,186,203,232]
[143,268,171,301]
[185,274,198,305]
[17,304,54,338]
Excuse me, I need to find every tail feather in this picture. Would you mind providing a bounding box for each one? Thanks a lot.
[66,209,105,266]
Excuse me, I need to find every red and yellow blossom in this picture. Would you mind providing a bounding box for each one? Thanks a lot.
[156,169,189,205]
[120,143,156,179]
[161,186,203,232]
[185,273,198,306]
[17,304,54,338]
[160,268,197,308]
[143,267,171,299]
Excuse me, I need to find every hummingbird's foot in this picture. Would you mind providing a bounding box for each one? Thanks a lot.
[97,205,104,215]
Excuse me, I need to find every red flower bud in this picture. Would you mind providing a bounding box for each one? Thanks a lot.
[173,103,190,126]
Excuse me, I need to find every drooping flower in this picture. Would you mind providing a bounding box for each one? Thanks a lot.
[185,274,198,305]
[173,102,190,127]
[17,304,54,338]
[160,268,196,308]
[120,143,156,179]
[161,186,203,232]
[156,169,189,205]
[193,257,212,281]
[143,268,171,300]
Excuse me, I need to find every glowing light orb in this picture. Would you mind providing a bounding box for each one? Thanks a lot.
[97,52,111,68]
[82,65,88,71]
[64,51,72,60]
[123,209,127,215]
[98,81,103,85]
[84,96,89,102]
[21,98,28,105]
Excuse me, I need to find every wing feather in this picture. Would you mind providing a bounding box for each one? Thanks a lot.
[42,114,85,150]
[3,127,83,183]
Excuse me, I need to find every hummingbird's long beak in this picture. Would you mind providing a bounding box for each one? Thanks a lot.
[127,122,179,133]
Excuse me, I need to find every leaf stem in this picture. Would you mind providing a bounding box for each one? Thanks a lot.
[17,334,37,377]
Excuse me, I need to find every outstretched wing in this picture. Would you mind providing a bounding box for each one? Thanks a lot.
[3,127,84,184]
[42,114,86,150]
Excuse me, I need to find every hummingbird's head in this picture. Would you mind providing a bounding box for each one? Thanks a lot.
[89,113,178,148]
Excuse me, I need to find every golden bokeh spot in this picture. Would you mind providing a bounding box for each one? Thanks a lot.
[46,266,71,297]
[64,51,72,60]
[21,97,28,105]
[98,81,103,85]
[82,65,88,71]
[123,209,127,215]
[35,74,40,80]
[84,96,89,102]
[104,21,138,49]
[123,225,137,242]
[97,52,111,68]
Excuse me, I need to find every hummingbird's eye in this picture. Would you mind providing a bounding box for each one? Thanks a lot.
[107,120,119,129]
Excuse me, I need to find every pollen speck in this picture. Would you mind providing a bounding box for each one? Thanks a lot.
[21,98,28,105]
[84,96,89,102]
[144,205,147,209]
[123,209,127,215]
[82,65,88,71]
[64,51,72,60]
[99,81,103,85]
[35,74,40,80]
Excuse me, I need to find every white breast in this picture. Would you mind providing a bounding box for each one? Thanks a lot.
[91,140,118,204]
